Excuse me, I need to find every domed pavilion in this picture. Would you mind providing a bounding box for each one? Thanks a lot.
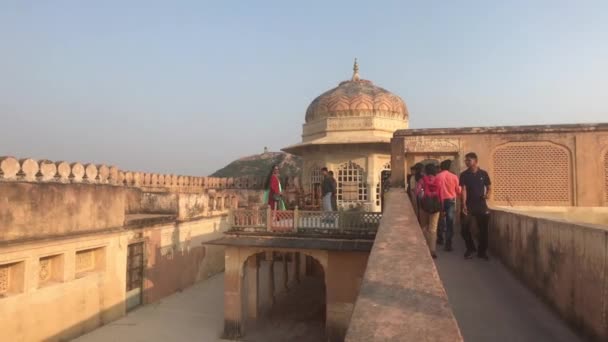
[283,60,408,211]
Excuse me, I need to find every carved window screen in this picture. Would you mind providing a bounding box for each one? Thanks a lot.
[337,161,368,203]
[75,247,105,277]
[376,162,391,206]
[492,142,572,205]
[0,264,9,295]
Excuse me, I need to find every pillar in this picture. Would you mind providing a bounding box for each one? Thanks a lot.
[223,247,243,339]
[294,252,301,283]
[282,253,289,291]
[390,136,406,187]
[246,255,259,320]
[289,252,298,285]
[267,252,275,306]
[299,253,307,279]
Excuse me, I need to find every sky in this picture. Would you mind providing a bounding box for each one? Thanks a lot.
[1,1,607,175]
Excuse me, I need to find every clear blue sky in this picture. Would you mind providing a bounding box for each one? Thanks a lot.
[1,1,607,175]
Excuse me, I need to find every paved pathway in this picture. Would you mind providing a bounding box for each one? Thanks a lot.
[434,236,581,342]
[75,274,225,342]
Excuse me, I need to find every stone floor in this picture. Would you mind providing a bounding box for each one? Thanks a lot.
[74,274,226,342]
[434,234,582,342]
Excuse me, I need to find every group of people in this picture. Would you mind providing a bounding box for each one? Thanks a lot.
[265,165,337,212]
[408,152,491,260]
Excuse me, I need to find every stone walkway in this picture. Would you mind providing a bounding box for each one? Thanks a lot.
[75,274,225,342]
[434,236,581,342]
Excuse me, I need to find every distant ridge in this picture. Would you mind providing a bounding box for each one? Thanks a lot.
[211,151,302,179]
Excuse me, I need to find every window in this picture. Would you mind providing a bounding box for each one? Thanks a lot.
[38,254,64,287]
[493,142,572,205]
[75,247,106,278]
[376,163,391,206]
[337,161,368,203]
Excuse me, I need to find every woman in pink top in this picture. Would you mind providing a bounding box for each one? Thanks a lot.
[415,163,442,259]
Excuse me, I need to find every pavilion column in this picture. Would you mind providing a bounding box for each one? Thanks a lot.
[294,252,301,283]
[299,253,307,279]
[246,255,259,320]
[288,252,298,285]
[267,252,275,306]
[390,136,406,187]
[282,253,289,291]
[223,247,244,339]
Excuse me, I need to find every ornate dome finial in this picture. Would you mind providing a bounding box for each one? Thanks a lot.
[352,58,360,81]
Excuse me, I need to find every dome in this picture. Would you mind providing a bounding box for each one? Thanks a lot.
[305,60,408,123]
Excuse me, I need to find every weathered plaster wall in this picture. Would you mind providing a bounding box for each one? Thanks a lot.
[490,209,608,341]
[0,182,126,242]
[143,216,229,303]
[0,214,230,342]
[0,232,128,341]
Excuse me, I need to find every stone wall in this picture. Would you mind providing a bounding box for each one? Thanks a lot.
[0,156,267,192]
[143,216,229,303]
[346,189,462,341]
[391,124,608,207]
[0,154,252,341]
[490,209,608,341]
[0,182,126,242]
[0,214,229,342]
[0,230,128,341]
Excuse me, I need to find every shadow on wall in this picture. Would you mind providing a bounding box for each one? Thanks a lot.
[144,220,228,304]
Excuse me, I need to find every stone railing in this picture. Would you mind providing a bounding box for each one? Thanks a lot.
[345,189,462,341]
[229,208,381,236]
[490,208,608,341]
[0,156,274,192]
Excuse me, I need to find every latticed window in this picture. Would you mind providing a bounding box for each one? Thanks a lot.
[375,162,391,206]
[39,256,52,285]
[492,142,572,205]
[337,161,368,202]
[309,165,322,189]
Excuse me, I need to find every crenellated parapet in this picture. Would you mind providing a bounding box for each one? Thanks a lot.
[0,156,269,192]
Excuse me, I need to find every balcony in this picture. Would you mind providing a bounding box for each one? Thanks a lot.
[228,208,381,239]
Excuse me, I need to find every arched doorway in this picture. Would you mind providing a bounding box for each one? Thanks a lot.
[241,251,326,341]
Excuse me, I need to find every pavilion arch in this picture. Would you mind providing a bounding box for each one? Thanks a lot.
[491,141,573,206]
[238,248,327,334]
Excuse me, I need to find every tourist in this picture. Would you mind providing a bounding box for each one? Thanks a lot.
[416,163,442,259]
[406,166,416,194]
[265,164,285,211]
[436,160,461,251]
[460,152,492,260]
[410,163,424,221]
[329,171,338,211]
[321,167,334,212]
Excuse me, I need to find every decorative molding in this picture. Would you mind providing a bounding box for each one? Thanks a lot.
[404,137,460,153]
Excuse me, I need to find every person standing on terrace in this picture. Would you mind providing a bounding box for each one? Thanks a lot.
[460,152,492,260]
[321,167,334,212]
[265,165,285,211]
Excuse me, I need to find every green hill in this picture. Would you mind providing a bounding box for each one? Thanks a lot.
[211,151,302,179]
